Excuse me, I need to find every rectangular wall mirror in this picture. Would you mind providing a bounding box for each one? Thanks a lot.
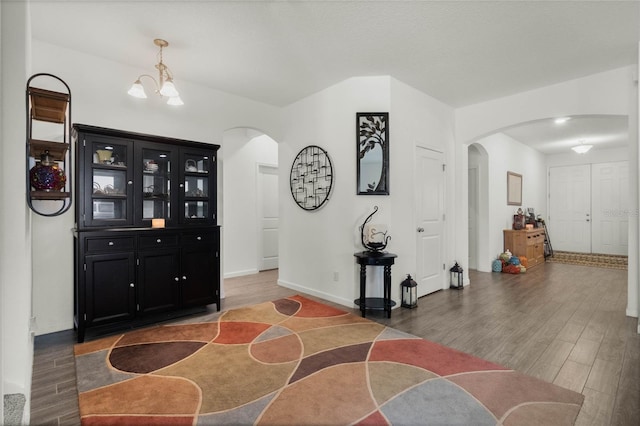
[357,112,389,195]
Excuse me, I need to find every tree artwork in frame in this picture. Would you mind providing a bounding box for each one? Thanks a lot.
[507,171,522,206]
[357,112,389,195]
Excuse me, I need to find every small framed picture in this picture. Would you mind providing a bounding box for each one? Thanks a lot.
[507,171,522,206]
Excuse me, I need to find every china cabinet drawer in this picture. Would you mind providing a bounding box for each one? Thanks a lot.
[182,232,215,245]
[86,236,135,253]
[139,234,179,249]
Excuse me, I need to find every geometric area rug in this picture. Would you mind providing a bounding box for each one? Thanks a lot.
[74,295,584,425]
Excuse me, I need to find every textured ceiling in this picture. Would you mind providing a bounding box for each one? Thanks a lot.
[29,1,639,153]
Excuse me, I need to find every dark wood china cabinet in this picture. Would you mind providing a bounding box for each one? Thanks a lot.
[73,124,220,342]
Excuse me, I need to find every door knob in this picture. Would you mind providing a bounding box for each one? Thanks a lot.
[417,227,425,232]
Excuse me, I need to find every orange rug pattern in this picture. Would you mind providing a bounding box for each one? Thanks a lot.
[74,295,584,425]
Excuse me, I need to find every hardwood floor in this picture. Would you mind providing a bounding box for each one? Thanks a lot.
[30,264,640,425]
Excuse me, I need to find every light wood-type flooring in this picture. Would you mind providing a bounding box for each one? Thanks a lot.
[30,263,640,425]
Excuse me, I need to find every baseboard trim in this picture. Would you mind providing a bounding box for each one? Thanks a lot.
[277,279,353,309]
[224,269,259,279]
[626,307,638,318]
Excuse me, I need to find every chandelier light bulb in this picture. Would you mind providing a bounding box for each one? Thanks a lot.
[160,79,179,98]
[166,96,184,106]
[127,80,147,98]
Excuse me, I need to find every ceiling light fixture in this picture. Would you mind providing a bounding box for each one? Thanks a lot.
[571,140,593,154]
[128,39,183,106]
[554,117,571,124]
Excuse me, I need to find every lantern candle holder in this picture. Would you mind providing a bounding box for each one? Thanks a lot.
[400,274,418,308]
[449,262,464,290]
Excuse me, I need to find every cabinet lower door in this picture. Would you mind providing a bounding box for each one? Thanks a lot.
[85,253,136,326]
[138,249,180,315]
[181,245,218,307]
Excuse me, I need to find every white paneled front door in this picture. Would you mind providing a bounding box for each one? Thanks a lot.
[591,162,628,255]
[549,165,591,253]
[415,147,445,297]
[549,162,629,255]
[258,164,279,270]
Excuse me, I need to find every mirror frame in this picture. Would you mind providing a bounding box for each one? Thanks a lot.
[357,112,389,195]
[507,171,522,206]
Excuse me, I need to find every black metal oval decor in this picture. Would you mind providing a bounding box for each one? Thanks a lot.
[289,145,334,211]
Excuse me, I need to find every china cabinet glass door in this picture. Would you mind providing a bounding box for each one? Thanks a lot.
[86,136,133,226]
[140,145,175,225]
[181,149,214,224]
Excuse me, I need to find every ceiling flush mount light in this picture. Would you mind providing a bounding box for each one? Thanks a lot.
[128,39,183,106]
[572,140,593,154]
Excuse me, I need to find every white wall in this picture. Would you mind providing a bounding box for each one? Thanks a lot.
[279,76,455,307]
[222,129,278,278]
[1,0,34,417]
[474,133,547,267]
[29,41,284,335]
[457,67,634,144]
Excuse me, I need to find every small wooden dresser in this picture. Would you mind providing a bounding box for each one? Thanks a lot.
[503,228,546,268]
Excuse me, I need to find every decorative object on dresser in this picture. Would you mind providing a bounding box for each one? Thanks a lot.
[73,124,220,342]
[289,145,333,211]
[503,227,546,269]
[357,112,389,195]
[25,73,72,216]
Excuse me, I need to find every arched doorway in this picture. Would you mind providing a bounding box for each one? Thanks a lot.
[220,128,279,289]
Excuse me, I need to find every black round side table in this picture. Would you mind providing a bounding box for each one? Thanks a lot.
[354,251,397,318]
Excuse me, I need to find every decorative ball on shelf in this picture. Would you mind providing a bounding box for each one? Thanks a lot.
[30,150,66,191]
[509,256,521,266]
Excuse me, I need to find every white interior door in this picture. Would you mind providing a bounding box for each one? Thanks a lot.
[468,166,478,270]
[591,161,628,255]
[415,147,444,297]
[258,164,279,270]
[549,165,591,253]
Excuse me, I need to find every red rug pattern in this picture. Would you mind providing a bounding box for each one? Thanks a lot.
[74,295,584,425]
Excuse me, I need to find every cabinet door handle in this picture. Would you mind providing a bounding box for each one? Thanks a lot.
[179,183,184,188]
[128,180,133,185]
[130,283,135,288]
[108,241,114,246]
[417,227,424,232]
[156,238,162,243]
[197,236,202,241]
[174,277,180,282]
[182,275,187,280]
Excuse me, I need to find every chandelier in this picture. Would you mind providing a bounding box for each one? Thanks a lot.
[127,39,184,106]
